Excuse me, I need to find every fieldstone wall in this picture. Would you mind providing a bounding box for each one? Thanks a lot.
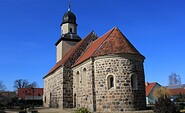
[94,55,146,112]
[63,67,73,108]
[43,67,75,108]
[62,32,98,108]
[43,67,63,108]
[73,60,95,111]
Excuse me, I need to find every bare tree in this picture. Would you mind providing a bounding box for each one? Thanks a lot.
[13,79,38,90]
[13,79,29,90]
[168,73,181,86]
[26,81,38,88]
[0,81,6,91]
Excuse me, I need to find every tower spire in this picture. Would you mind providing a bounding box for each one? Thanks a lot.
[68,0,71,11]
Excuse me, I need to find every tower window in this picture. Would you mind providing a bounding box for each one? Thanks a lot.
[131,74,138,90]
[107,75,114,89]
[70,28,72,32]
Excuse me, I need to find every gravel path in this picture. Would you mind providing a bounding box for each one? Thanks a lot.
[4,108,153,113]
[36,108,74,113]
[5,108,74,113]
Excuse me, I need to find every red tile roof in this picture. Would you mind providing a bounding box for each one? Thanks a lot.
[74,28,114,66]
[168,88,185,96]
[94,27,141,57]
[74,27,144,66]
[145,82,157,97]
[18,88,43,100]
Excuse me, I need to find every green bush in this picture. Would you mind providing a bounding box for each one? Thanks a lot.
[76,107,91,113]
[153,96,180,113]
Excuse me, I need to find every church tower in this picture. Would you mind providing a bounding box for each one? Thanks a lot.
[55,4,81,62]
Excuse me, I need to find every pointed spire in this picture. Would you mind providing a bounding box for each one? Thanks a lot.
[68,0,71,11]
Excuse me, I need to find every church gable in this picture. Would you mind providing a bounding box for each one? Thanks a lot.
[74,28,114,66]
[64,32,98,67]
[44,31,98,78]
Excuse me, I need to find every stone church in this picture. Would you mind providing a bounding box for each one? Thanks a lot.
[43,5,146,112]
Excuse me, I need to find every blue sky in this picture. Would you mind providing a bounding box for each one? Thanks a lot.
[0,0,185,91]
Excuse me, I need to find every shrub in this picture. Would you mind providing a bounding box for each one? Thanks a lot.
[76,107,91,113]
[153,96,180,113]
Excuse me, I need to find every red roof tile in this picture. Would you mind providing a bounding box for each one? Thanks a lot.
[168,88,185,96]
[74,28,114,66]
[18,88,43,100]
[94,27,141,57]
[74,27,144,66]
[145,82,157,97]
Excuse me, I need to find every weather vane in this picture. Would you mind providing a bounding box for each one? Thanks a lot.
[68,0,71,11]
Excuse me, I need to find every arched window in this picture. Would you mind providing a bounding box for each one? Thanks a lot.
[107,75,114,89]
[76,71,80,87]
[131,74,137,90]
[82,68,87,87]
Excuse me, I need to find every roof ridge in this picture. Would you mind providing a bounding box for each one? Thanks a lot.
[92,28,115,56]
[73,28,115,66]
[118,29,141,54]
[73,31,97,66]
[93,27,144,57]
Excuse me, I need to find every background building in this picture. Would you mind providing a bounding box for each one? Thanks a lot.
[18,88,43,106]
[145,82,162,106]
[165,84,185,101]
